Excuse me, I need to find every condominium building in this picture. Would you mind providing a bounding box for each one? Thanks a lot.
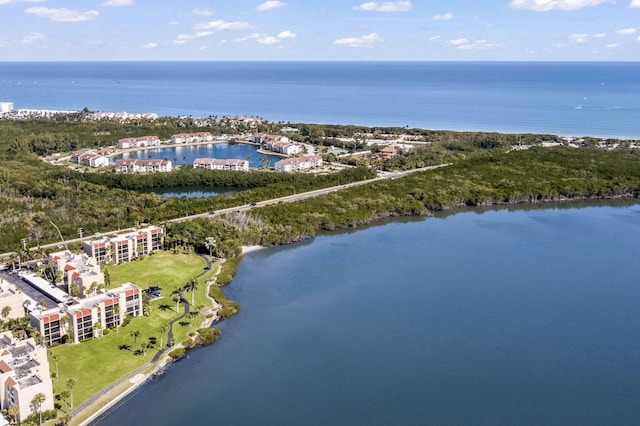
[0,280,24,320]
[71,149,110,168]
[114,159,172,173]
[193,158,249,171]
[0,331,54,423]
[29,283,143,345]
[171,132,213,144]
[275,155,323,172]
[49,251,104,297]
[83,226,164,265]
[116,136,161,149]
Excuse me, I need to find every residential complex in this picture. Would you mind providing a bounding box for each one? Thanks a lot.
[29,283,143,345]
[0,102,14,114]
[49,251,104,297]
[171,132,213,144]
[71,148,111,168]
[252,134,302,156]
[0,331,54,423]
[275,155,323,172]
[116,136,161,149]
[193,158,249,171]
[82,226,164,265]
[114,159,172,173]
[0,280,25,320]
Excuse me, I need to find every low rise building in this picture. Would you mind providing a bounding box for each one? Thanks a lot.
[0,280,24,320]
[114,159,172,173]
[72,149,110,168]
[49,251,104,297]
[0,331,54,423]
[193,158,249,171]
[29,283,143,345]
[171,132,213,144]
[275,155,323,172]
[116,136,161,149]
[83,226,164,265]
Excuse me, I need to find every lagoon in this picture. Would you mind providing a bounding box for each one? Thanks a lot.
[94,202,640,425]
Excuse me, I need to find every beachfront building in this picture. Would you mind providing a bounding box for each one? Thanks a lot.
[0,331,54,424]
[193,158,249,171]
[275,155,323,172]
[29,283,143,345]
[83,226,164,265]
[171,132,213,144]
[0,280,24,321]
[116,136,161,149]
[71,149,110,168]
[0,102,14,114]
[114,159,172,173]
[49,251,104,297]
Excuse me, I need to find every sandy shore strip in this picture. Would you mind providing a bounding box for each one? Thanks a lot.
[242,245,266,255]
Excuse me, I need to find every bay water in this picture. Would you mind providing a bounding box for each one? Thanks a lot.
[95,202,640,425]
[2,62,640,138]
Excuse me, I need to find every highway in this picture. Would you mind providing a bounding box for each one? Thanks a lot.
[0,163,449,260]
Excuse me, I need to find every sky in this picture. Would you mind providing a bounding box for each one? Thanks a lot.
[0,0,639,61]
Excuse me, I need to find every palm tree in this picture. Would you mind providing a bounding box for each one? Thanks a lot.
[171,289,182,313]
[93,322,102,338]
[22,299,31,316]
[158,323,169,348]
[49,352,60,379]
[66,378,76,408]
[129,329,141,349]
[32,392,46,425]
[6,404,19,425]
[183,279,199,306]
[1,305,11,320]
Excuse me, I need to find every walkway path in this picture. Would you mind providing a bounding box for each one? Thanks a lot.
[74,254,213,425]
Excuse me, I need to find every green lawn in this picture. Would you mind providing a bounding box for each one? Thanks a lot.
[49,252,219,413]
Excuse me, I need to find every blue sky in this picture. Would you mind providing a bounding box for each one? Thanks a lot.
[1,0,639,61]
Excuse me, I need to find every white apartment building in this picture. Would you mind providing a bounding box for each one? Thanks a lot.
[275,155,323,172]
[0,102,14,114]
[0,280,25,321]
[83,226,164,265]
[0,331,54,424]
[49,251,104,297]
[115,159,172,173]
[193,158,249,171]
[171,132,213,144]
[116,136,162,149]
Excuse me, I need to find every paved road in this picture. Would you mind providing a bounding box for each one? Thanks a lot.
[0,163,450,259]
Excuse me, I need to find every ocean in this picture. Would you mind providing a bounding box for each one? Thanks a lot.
[1,61,639,138]
[95,202,640,425]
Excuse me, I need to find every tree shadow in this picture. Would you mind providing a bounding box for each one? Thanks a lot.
[178,320,191,327]
[119,344,132,351]
[148,337,157,347]
[158,304,173,312]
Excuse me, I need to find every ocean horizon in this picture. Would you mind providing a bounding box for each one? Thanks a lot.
[2,61,639,138]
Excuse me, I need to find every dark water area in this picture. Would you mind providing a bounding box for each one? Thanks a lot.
[110,143,281,169]
[94,202,640,426]
[137,185,239,199]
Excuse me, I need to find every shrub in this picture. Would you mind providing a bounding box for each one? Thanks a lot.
[168,348,186,360]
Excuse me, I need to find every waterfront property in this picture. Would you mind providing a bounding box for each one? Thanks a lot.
[251,133,302,155]
[114,159,172,173]
[193,157,249,171]
[171,132,213,144]
[0,331,54,423]
[71,149,110,168]
[275,155,323,172]
[116,136,161,149]
[49,251,104,297]
[29,283,143,345]
[83,226,164,265]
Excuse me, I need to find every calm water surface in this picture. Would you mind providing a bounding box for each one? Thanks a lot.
[95,203,640,426]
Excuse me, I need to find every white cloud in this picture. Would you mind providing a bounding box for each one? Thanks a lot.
[142,42,157,49]
[334,32,383,47]
[256,1,286,12]
[446,38,469,46]
[630,0,640,6]
[277,30,296,39]
[569,33,589,43]
[605,43,620,48]
[593,33,606,38]
[616,28,637,34]
[25,7,99,22]
[0,41,7,47]
[257,36,279,45]
[0,0,44,4]
[433,12,454,20]
[173,31,213,44]
[427,35,441,41]
[192,8,215,16]
[194,20,250,31]
[101,0,133,6]
[354,1,412,12]
[20,32,43,43]
[509,0,609,11]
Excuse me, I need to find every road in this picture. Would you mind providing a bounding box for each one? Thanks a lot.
[0,163,450,259]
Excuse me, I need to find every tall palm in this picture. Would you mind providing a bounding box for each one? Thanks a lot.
[171,289,182,313]
[158,324,169,348]
[129,329,141,349]
[183,279,199,306]
[66,377,76,408]
[32,392,46,425]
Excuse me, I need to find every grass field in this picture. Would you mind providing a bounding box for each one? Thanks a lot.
[49,251,219,416]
